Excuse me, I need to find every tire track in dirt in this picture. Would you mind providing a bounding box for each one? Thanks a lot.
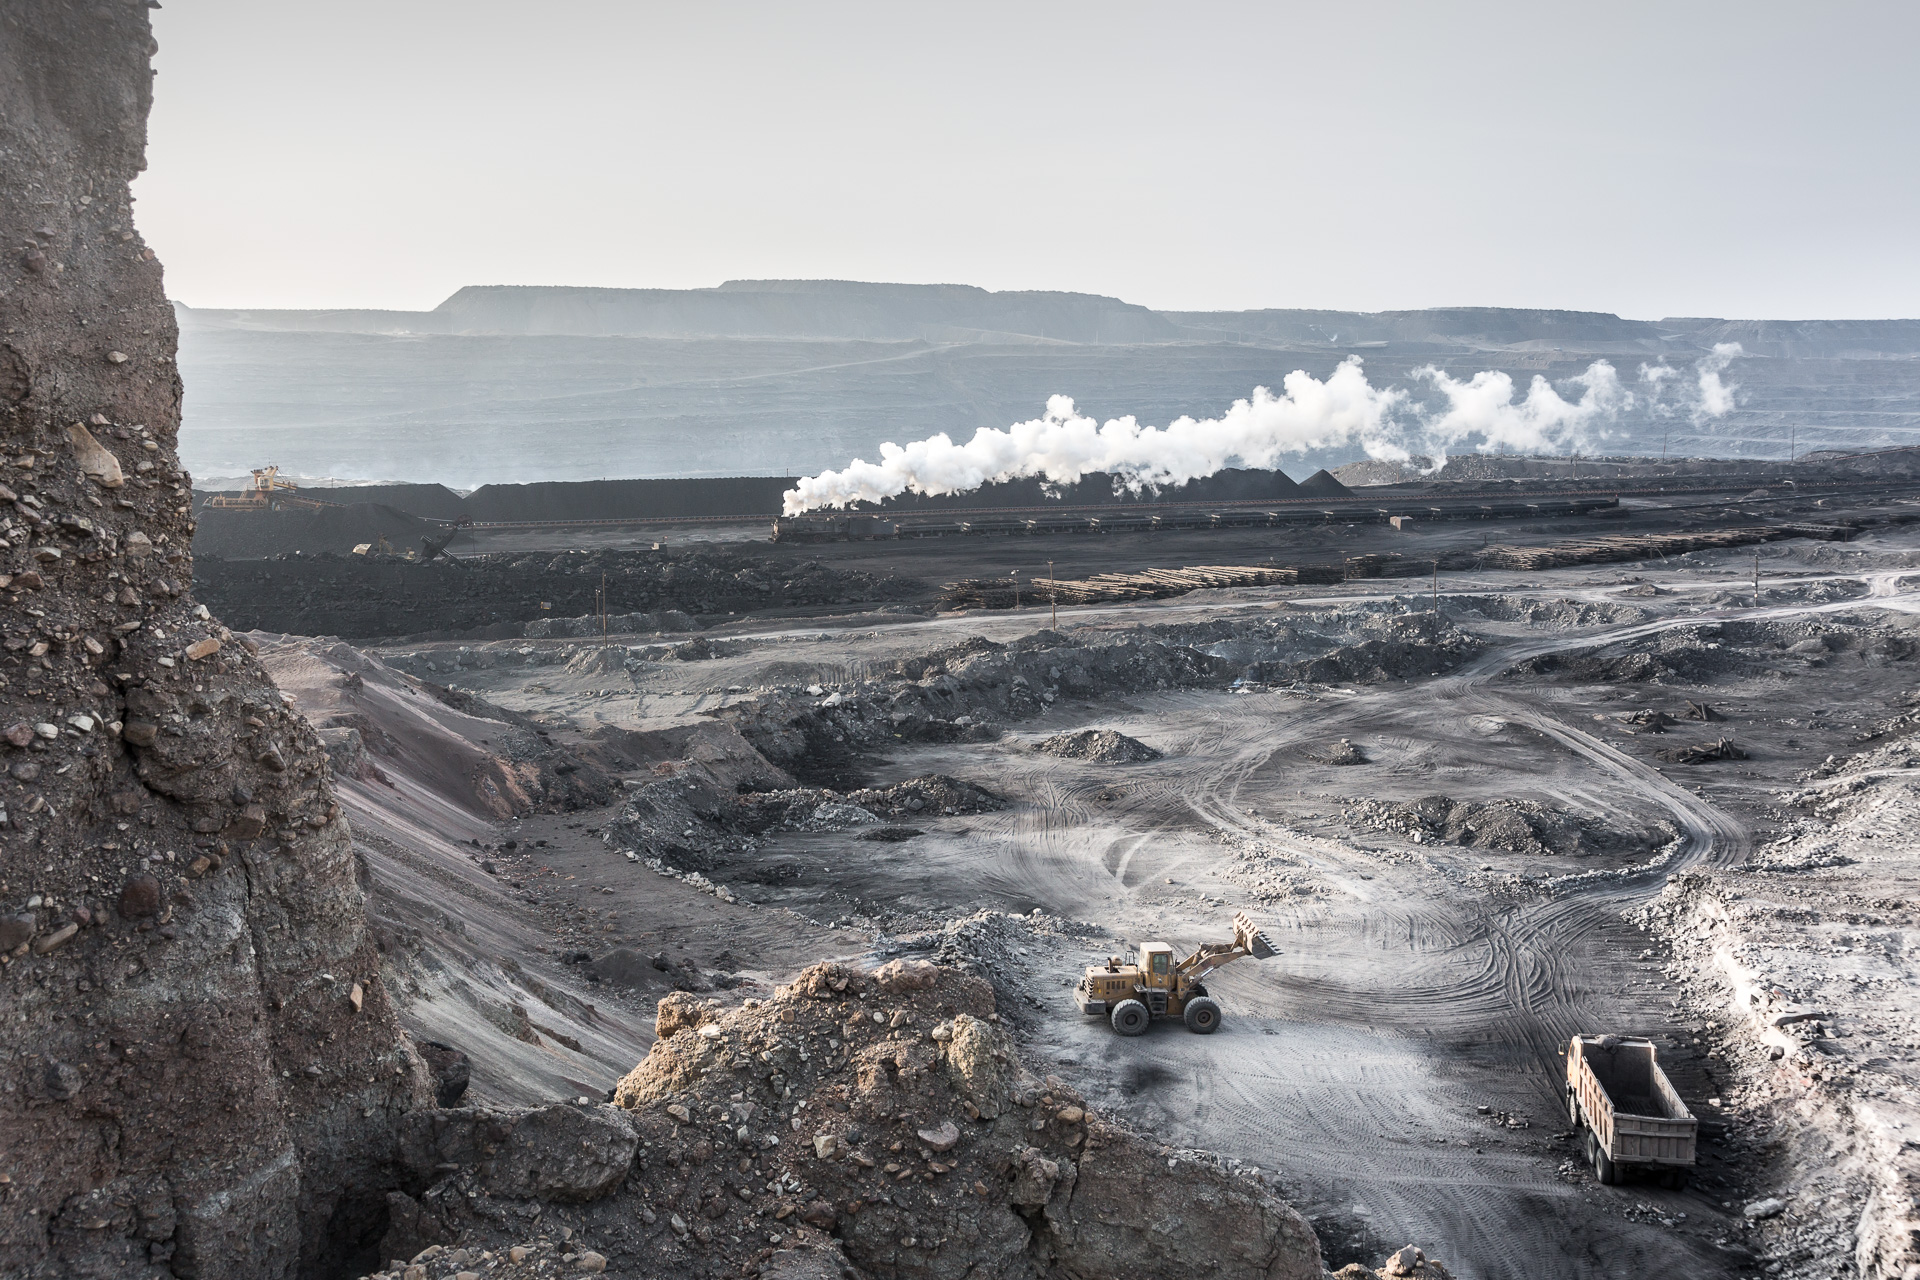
[1022,598,1902,1277]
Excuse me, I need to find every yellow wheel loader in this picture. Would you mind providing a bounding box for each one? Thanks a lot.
[1073,912,1278,1035]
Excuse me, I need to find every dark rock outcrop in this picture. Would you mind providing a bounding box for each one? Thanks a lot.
[0,8,427,1277]
[397,1105,639,1203]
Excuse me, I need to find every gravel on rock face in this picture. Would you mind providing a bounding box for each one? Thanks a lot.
[1034,729,1162,763]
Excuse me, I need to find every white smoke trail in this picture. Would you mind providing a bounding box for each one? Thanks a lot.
[781,357,1407,515]
[782,352,1724,514]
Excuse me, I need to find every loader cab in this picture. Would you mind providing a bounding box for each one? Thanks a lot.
[1140,943,1174,989]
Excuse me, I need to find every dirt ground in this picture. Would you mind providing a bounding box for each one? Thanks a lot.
[262,517,1920,1280]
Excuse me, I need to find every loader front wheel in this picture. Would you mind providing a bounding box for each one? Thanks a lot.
[1110,999,1150,1036]
[1184,997,1221,1034]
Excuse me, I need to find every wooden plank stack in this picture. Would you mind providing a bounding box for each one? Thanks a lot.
[939,521,1860,611]
[1471,527,1779,571]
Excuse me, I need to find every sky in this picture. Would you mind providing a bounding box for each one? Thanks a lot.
[138,1,1920,319]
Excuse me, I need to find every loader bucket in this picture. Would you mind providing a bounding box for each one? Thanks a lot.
[1234,911,1278,959]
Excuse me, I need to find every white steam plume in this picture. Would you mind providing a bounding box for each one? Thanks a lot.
[1691,342,1743,425]
[1638,362,1679,417]
[782,357,1406,515]
[784,355,1650,514]
[1416,361,1628,464]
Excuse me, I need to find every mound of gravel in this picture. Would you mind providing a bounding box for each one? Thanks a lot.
[1346,794,1679,858]
[732,774,1004,833]
[1312,738,1368,765]
[1034,729,1162,763]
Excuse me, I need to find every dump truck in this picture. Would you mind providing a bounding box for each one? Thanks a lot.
[1074,912,1278,1035]
[1565,1034,1697,1186]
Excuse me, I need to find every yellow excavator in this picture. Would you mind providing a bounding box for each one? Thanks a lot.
[1074,911,1278,1035]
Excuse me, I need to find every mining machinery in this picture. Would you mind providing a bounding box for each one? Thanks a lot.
[1073,911,1279,1035]
[201,466,330,512]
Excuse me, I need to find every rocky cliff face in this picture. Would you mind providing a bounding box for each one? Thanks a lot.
[0,6,427,1276]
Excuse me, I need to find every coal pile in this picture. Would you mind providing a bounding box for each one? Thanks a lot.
[193,500,443,559]
[463,475,797,522]
[1034,729,1161,763]
[193,547,921,640]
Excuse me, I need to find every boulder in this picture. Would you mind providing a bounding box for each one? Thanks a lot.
[1061,1137,1322,1280]
[872,958,940,993]
[654,990,712,1039]
[943,1013,1015,1119]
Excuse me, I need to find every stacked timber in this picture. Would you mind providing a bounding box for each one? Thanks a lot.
[1470,527,1782,571]
[939,521,1858,611]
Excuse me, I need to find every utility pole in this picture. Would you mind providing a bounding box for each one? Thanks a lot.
[1432,560,1439,610]
[1011,569,1019,610]
[1753,549,1760,608]
[1662,423,1669,464]
[1049,559,1057,629]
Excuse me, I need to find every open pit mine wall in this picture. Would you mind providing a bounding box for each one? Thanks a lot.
[0,7,429,1279]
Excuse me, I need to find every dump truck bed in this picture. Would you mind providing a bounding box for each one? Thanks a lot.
[1567,1035,1697,1168]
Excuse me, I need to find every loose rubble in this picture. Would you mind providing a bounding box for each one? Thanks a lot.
[355,961,1324,1280]
[1031,730,1161,763]
[1343,794,1680,858]
[1332,1244,1457,1279]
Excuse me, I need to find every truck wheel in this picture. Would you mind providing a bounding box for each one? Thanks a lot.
[1661,1169,1689,1190]
[1567,1089,1580,1125]
[1184,997,1221,1034]
[1110,1000,1150,1037]
[1591,1141,1616,1186]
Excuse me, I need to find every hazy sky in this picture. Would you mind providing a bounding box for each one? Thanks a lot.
[139,1,1920,319]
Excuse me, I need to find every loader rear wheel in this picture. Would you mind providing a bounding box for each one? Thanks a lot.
[1184,997,1221,1034]
[1110,999,1150,1037]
